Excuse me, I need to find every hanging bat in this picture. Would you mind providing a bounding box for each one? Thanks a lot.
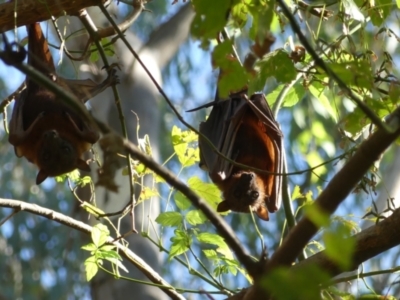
[191,91,284,221]
[8,23,118,184]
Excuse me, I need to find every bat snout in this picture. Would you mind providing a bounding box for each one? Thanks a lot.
[240,172,255,182]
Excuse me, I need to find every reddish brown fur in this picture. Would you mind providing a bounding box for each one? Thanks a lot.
[8,23,115,184]
[215,106,277,220]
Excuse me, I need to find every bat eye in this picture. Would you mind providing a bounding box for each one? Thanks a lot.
[250,191,259,200]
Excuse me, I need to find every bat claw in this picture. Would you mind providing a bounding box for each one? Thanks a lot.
[102,62,121,72]
[0,34,27,66]
[104,66,120,86]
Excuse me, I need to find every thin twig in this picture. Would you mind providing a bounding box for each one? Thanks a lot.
[96,4,347,179]
[266,107,400,271]
[276,0,389,132]
[0,198,185,300]
[115,135,261,278]
[78,9,138,232]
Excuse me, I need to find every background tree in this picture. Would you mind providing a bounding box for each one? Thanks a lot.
[1,0,400,299]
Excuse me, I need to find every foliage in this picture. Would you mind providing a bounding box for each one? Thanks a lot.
[1,0,400,299]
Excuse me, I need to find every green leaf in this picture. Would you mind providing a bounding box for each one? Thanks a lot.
[291,186,302,200]
[196,232,232,259]
[340,107,369,136]
[81,243,97,252]
[171,126,199,167]
[323,225,355,270]
[256,49,297,86]
[97,249,121,260]
[309,82,337,122]
[263,265,330,299]
[169,229,192,259]
[203,249,218,259]
[155,211,183,227]
[89,47,99,63]
[175,191,192,211]
[248,0,275,39]
[327,61,373,89]
[369,0,392,26]
[188,177,221,210]
[139,187,159,202]
[197,232,226,247]
[213,41,248,97]
[84,256,98,281]
[265,82,306,108]
[231,1,249,28]
[105,257,128,273]
[99,245,116,252]
[76,176,92,187]
[91,224,110,248]
[191,0,232,41]
[305,205,330,227]
[101,38,115,57]
[186,210,207,225]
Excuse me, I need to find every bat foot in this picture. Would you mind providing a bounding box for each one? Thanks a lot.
[0,34,27,66]
[102,63,121,84]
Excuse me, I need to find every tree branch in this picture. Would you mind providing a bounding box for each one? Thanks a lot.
[265,109,400,271]
[0,42,259,279]
[0,0,108,33]
[0,199,185,300]
[293,208,400,278]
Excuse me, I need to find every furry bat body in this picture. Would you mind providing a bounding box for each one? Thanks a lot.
[196,91,284,221]
[8,23,118,184]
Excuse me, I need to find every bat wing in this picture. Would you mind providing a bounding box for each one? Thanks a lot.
[198,91,284,214]
[198,92,248,182]
[8,89,30,152]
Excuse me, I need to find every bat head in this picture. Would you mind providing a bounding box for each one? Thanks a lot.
[217,172,269,220]
[36,130,91,184]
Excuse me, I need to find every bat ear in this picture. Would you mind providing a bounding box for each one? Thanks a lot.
[217,200,231,213]
[76,159,91,172]
[36,170,48,185]
[256,206,269,221]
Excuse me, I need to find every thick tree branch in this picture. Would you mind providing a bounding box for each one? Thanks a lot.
[265,110,400,271]
[0,0,108,33]
[229,110,400,299]
[115,135,260,277]
[0,199,185,300]
[227,208,400,300]
[293,208,400,278]
[0,46,259,279]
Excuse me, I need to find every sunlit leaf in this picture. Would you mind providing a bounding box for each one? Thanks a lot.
[84,256,98,281]
[186,210,207,225]
[191,0,232,41]
[155,212,183,227]
[169,229,192,259]
[266,82,306,108]
[91,224,110,248]
[188,177,221,210]
[175,191,192,211]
